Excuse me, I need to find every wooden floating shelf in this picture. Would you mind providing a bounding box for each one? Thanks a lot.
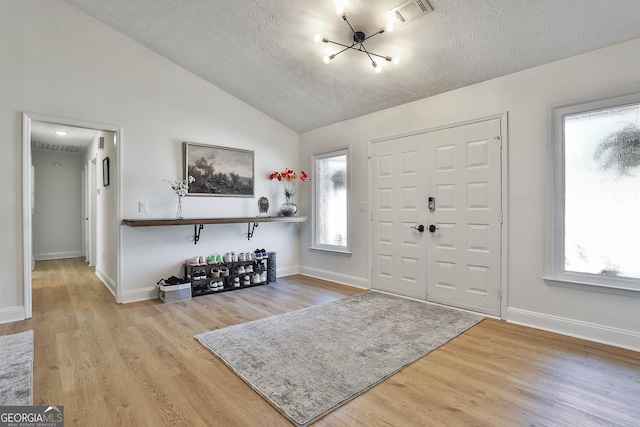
[122,216,307,244]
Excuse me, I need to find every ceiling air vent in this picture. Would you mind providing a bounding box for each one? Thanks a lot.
[390,0,433,26]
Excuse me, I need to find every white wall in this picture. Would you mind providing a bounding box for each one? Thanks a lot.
[32,150,83,260]
[1,0,299,320]
[300,38,640,350]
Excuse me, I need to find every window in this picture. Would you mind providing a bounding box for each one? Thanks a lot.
[311,148,350,253]
[547,94,640,294]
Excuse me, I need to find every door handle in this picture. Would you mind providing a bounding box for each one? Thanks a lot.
[428,225,439,233]
[412,225,425,232]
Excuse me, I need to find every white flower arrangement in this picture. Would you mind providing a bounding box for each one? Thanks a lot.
[166,176,195,198]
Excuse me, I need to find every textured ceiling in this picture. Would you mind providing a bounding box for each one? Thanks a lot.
[63,0,640,133]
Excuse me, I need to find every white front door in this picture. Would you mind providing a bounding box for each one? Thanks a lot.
[426,119,502,315]
[370,118,503,316]
[371,134,428,299]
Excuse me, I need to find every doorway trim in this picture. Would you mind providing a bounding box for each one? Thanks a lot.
[367,113,509,318]
[22,112,123,318]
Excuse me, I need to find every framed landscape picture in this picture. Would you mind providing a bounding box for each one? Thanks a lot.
[183,142,254,197]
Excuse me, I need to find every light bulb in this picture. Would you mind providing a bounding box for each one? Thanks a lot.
[393,56,400,65]
[324,55,335,64]
[55,131,68,136]
[336,5,345,15]
[314,33,322,43]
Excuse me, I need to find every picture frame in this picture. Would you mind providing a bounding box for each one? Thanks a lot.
[103,157,110,187]
[183,142,254,197]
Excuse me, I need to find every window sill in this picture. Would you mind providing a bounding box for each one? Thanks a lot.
[543,276,640,298]
[309,246,352,255]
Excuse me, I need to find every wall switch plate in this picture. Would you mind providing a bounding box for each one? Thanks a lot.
[138,201,148,213]
[359,202,367,212]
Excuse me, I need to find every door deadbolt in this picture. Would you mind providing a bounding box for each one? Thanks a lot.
[428,197,435,211]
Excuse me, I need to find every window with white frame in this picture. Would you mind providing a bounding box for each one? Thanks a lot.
[311,148,350,253]
[547,94,640,294]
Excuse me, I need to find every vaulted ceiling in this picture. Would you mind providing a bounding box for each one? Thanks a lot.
[63,0,640,133]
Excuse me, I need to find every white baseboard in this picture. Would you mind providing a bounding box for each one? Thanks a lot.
[34,250,82,261]
[298,266,370,289]
[277,265,299,278]
[506,307,640,352]
[121,286,158,304]
[95,267,116,297]
[0,306,26,324]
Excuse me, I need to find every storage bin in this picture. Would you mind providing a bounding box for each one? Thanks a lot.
[158,282,192,303]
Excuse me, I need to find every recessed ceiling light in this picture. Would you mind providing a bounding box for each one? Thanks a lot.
[55,130,68,136]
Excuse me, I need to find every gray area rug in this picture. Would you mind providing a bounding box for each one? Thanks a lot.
[0,330,34,406]
[195,291,484,426]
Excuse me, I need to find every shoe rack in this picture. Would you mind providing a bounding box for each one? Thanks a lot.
[185,257,271,297]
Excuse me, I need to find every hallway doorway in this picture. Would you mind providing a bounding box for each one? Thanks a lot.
[22,113,122,318]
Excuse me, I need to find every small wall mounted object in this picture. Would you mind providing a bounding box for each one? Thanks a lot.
[102,157,109,187]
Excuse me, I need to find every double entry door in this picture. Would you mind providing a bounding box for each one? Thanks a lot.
[371,118,502,316]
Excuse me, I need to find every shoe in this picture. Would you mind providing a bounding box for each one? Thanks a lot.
[260,249,267,259]
[245,265,253,273]
[238,252,246,262]
[252,273,261,284]
[231,252,238,262]
[260,271,267,282]
[254,249,263,260]
[186,257,200,266]
[210,267,220,278]
[198,269,207,280]
[243,275,250,286]
[233,277,240,287]
[223,253,232,263]
[207,254,218,264]
[236,266,245,274]
[220,266,229,277]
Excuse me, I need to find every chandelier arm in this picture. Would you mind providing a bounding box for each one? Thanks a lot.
[358,43,377,64]
[325,39,357,50]
[362,30,384,42]
[331,45,354,58]
[342,14,357,35]
[366,51,390,60]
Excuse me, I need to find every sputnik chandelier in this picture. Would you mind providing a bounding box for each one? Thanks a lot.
[315,9,397,73]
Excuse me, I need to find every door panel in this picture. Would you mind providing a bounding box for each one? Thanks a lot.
[371,135,427,299]
[426,119,502,315]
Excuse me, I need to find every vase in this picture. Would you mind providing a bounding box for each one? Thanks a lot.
[176,196,184,219]
[279,192,297,217]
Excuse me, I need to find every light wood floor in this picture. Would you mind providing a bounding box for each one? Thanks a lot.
[1,258,639,426]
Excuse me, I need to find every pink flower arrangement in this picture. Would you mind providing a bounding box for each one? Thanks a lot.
[269,169,309,197]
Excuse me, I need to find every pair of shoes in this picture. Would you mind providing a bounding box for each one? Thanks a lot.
[245,265,253,273]
[193,268,207,280]
[207,254,223,264]
[186,256,200,266]
[208,280,224,291]
[254,249,268,260]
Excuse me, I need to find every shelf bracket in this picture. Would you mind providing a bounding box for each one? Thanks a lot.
[194,224,204,245]
[247,222,259,240]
